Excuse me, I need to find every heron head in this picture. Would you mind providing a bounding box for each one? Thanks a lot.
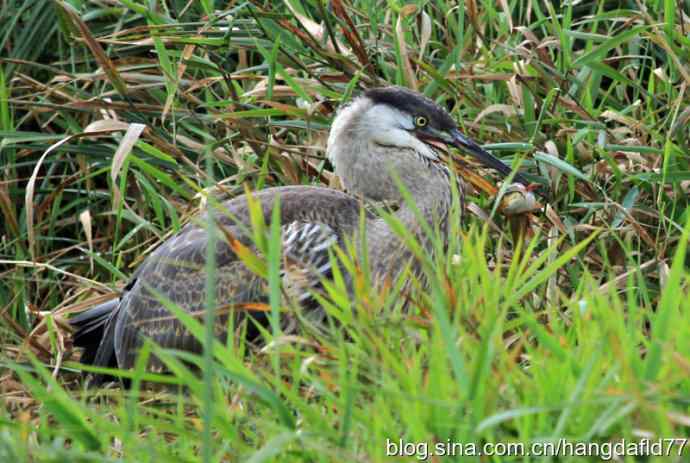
[327,86,529,192]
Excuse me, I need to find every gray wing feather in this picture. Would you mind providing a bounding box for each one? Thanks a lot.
[106,186,366,370]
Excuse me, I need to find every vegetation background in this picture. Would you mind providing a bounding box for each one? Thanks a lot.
[1,0,689,461]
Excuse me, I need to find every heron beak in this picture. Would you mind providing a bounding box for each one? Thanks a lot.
[448,128,530,186]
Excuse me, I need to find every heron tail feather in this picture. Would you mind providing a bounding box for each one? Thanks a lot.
[70,299,119,368]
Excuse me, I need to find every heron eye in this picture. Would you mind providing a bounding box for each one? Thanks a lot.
[415,116,428,127]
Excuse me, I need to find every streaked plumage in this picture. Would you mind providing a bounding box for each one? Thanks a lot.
[71,86,527,380]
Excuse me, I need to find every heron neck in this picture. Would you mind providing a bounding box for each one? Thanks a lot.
[395,165,452,231]
[366,164,453,280]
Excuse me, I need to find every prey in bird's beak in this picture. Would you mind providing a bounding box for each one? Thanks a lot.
[417,126,531,187]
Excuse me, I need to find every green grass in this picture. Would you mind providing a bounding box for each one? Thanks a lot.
[1,1,690,461]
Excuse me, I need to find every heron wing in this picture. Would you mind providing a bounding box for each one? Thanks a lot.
[106,186,366,370]
[113,226,266,370]
[281,221,339,304]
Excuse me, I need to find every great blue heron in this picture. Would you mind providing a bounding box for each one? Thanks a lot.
[71,86,529,377]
